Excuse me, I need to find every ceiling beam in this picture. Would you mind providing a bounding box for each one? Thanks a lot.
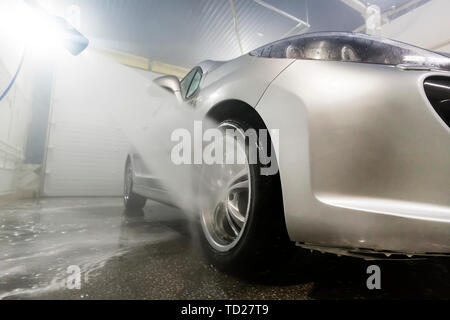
[281,22,309,39]
[381,0,423,21]
[353,0,424,32]
[340,0,367,15]
[253,0,310,27]
[228,0,244,55]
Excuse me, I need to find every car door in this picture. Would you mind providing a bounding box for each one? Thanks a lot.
[133,67,204,205]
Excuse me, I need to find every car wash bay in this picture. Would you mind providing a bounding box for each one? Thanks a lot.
[1,197,450,299]
[1,0,450,299]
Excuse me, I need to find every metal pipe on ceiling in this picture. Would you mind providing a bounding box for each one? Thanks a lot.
[252,0,310,28]
[228,0,244,55]
[340,0,367,15]
[353,0,426,32]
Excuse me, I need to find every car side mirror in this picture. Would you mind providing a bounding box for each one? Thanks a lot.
[153,75,182,100]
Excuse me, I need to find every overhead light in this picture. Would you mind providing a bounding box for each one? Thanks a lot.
[0,0,89,57]
[23,0,89,56]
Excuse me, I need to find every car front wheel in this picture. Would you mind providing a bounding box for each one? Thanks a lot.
[124,158,146,211]
[198,119,292,273]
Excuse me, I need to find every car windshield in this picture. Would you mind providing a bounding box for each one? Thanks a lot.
[250,32,450,71]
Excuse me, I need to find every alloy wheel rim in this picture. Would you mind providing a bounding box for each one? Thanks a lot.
[200,122,251,252]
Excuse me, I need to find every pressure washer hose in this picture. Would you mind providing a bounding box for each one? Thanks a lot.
[0,50,25,102]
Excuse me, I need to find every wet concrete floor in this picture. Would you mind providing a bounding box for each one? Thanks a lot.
[0,197,449,299]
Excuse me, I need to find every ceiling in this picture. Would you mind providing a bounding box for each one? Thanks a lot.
[47,0,430,68]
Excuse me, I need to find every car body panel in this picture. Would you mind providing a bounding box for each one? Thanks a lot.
[196,54,295,114]
[256,59,450,254]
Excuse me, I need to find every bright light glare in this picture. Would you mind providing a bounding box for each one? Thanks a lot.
[0,2,65,58]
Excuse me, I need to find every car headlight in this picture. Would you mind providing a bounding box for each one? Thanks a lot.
[250,32,450,72]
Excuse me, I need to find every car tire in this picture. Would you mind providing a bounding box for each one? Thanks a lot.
[198,118,293,274]
[124,158,147,211]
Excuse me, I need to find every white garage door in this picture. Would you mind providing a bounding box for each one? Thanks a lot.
[43,53,159,197]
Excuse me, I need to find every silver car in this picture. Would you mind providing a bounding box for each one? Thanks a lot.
[124,32,450,271]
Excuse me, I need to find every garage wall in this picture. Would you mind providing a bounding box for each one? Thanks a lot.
[380,0,450,52]
[0,50,33,197]
[43,54,160,197]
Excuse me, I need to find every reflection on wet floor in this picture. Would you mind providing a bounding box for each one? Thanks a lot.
[0,198,182,299]
[0,198,449,299]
